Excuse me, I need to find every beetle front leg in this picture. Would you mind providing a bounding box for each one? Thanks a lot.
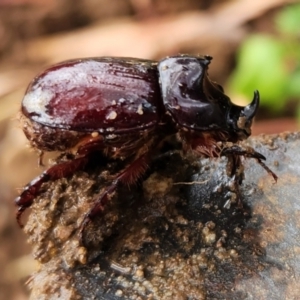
[15,155,89,227]
[222,145,278,182]
[79,153,150,239]
[221,145,277,208]
[226,152,244,184]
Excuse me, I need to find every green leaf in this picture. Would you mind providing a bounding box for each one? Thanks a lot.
[288,69,300,97]
[228,35,289,111]
[275,3,300,35]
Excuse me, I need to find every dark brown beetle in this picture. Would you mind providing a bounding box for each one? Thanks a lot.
[16,55,277,234]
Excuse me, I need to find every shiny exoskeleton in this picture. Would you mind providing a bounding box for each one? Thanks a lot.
[16,55,277,235]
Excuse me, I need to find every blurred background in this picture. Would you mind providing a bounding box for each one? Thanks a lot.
[0,0,299,299]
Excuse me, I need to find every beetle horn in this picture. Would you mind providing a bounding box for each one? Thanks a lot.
[227,90,260,140]
[242,90,260,120]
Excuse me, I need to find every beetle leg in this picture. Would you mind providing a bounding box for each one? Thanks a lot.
[79,153,150,239]
[225,151,244,184]
[221,145,277,208]
[15,155,89,227]
[222,145,278,182]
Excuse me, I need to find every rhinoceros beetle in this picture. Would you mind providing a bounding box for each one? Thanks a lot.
[16,55,277,235]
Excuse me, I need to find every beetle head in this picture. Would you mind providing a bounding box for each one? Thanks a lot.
[158,55,258,141]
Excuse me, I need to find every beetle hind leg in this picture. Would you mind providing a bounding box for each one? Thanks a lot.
[15,155,89,227]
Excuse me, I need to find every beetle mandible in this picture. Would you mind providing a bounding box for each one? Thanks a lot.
[16,55,277,234]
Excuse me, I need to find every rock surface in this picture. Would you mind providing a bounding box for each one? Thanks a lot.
[24,132,300,300]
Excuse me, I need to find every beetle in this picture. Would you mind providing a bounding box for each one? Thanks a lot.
[16,55,277,234]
